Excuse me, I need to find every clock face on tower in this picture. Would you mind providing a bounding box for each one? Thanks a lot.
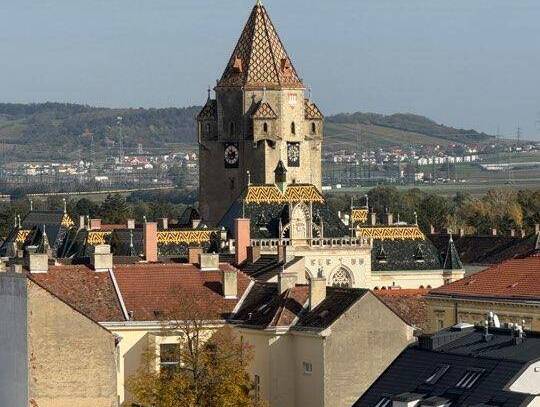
[224,143,239,168]
[287,142,300,167]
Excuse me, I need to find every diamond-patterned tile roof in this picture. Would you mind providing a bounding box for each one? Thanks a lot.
[304,99,324,120]
[197,99,217,120]
[252,101,278,119]
[217,3,303,89]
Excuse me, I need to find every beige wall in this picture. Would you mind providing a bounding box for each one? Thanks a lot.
[368,270,464,291]
[27,280,117,407]
[426,296,540,333]
[323,293,414,407]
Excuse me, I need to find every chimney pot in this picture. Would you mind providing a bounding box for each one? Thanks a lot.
[234,218,250,265]
[385,212,393,226]
[143,222,158,262]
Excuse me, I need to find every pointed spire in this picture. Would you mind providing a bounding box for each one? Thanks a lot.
[218,2,303,89]
[207,86,212,101]
[443,234,463,270]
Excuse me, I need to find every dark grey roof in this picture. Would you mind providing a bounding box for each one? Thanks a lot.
[219,253,282,281]
[371,239,443,272]
[443,236,463,270]
[177,207,200,228]
[353,326,540,407]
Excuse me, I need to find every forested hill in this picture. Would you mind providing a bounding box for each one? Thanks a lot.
[0,102,493,159]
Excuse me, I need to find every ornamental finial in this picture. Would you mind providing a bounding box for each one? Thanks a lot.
[256,0,263,6]
[207,86,211,101]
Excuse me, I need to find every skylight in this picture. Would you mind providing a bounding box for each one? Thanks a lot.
[456,368,484,389]
[425,364,450,384]
[374,397,391,407]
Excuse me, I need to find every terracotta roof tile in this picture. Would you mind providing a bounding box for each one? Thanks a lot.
[430,256,540,300]
[29,265,125,322]
[113,263,251,321]
[375,289,428,330]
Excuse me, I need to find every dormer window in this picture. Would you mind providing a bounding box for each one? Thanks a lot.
[291,122,296,135]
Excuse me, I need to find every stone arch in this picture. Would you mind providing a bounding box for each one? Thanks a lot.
[329,265,354,288]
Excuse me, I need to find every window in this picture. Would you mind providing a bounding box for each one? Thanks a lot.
[374,397,391,407]
[288,93,297,106]
[263,122,268,133]
[456,368,484,389]
[302,361,313,375]
[291,122,296,135]
[331,267,352,288]
[254,375,260,400]
[205,123,211,133]
[160,344,179,374]
[311,122,316,134]
[438,319,444,330]
[425,364,450,384]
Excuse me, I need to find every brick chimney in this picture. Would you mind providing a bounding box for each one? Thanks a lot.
[199,253,219,271]
[309,272,326,310]
[90,218,102,230]
[143,222,158,262]
[91,244,113,272]
[278,268,297,294]
[247,245,261,263]
[222,268,238,299]
[188,247,203,265]
[234,218,250,265]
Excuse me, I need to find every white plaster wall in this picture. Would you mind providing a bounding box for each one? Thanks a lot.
[510,360,540,395]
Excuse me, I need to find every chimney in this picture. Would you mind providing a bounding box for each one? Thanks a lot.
[158,218,168,230]
[277,243,287,263]
[278,268,297,294]
[10,264,23,274]
[234,218,250,265]
[90,218,102,230]
[309,272,326,310]
[491,228,497,236]
[521,229,526,238]
[127,219,135,229]
[369,212,377,226]
[510,229,516,237]
[384,210,393,226]
[188,247,203,265]
[143,222,158,262]
[192,218,201,229]
[535,224,540,235]
[430,224,436,234]
[79,215,86,230]
[28,253,49,273]
[459,228,465,237]
[247,245,261,263]
[199,253,219,271]
[91,244,113,272]
[222,268,238,299]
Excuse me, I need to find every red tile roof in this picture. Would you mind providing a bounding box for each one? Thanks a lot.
[29,265,125,322]
[375,289,428,330]
[113,263,251,321]
[429,256,540,300]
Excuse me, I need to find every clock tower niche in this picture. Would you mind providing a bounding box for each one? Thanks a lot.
[197,1,324,225]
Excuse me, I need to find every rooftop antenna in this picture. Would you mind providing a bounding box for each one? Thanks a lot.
[17,215,21,228]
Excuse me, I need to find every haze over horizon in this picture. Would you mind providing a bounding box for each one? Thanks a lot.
[1,0,539,139]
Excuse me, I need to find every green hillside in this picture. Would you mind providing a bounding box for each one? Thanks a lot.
[0,103,493,160]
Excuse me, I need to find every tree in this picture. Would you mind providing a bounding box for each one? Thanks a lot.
[99,193,131,224]
[126,292,265,407]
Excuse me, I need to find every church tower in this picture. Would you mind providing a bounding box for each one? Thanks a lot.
[198,1,324,225]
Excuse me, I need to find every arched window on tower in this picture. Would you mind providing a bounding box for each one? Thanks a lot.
[311,122,316,135]
[263,122,268,134]
[291,122,296,135]
[229,122,235,136]
[205,123,211,134]
[331,267,352,288]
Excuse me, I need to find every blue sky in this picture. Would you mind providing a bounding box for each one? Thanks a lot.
[1,0,539,138]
